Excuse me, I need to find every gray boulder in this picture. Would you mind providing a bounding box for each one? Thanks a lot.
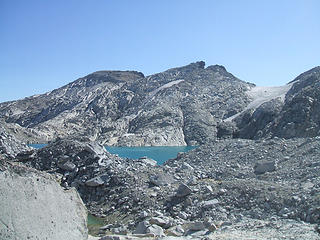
[138,156,157,166]
[133,221,149,234]
[85,175,107,187]
[146,225,165,237]
[185,221,207,231]
[149,173,175,186]
[58,160,76,171]
[254,160,276,174]
[149,217,170,228]
[0,160,88,240]
[176,183,192,197]
[202,199,219,208]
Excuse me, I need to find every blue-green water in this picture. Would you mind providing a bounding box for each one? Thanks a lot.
[106,146,197,165]
[29,144,196,165]
[29,143,47,149]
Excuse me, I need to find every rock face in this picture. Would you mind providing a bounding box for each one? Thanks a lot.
[1,64,320,145]
[230,66,320,140]
[263,66,320,138]
[0,62,253,146]
[0,160,88,240]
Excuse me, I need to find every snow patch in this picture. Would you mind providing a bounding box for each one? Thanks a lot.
[149,79,184,99]
[122,133,135,137]
[225,83,293,122]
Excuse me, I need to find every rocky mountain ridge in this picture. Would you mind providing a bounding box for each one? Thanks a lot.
[0,61,254,146]
[1,62,319,146]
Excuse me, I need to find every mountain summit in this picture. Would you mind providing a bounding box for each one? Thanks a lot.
[0,62,319,145]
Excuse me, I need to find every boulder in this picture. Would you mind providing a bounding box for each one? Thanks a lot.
[133,221,149,234]
[58,160,76,171]
[149,217,169,228]
[149,173,174,186]
[254,160,276,174]
[146,225,165,237]
[85,176,105,187]
[0,161,88,240]
[138,156,157,166]
[185,221,207,231]
[134,221,165,237]
[202,199,219,208]
[166,225,185,237]
[176,183,192,197]
[180,162,194,171]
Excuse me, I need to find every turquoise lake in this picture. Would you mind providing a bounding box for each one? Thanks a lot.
[106,146,197,165]
[30,144,197,165]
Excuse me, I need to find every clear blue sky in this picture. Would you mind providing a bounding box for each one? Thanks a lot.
[0,0,319,102]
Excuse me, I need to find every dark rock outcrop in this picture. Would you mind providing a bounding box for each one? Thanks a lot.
[230,66,320,140]
[264,66,320,138]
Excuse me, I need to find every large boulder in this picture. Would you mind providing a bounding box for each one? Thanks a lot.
[0,160,88,240]
[254,160,276,174]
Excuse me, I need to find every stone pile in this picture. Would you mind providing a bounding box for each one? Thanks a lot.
[18,137,320,239]
[0,124,32,159]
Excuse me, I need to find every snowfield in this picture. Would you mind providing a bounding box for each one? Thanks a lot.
[225,83,293,121]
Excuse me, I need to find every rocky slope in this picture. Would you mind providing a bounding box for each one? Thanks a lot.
[229,66,320,139]
[1,63,320,146]
[16,137,320,239]
[0,123,32,159]
[1,63,320,239]
[0,62,253,146]
[1,63,319,146]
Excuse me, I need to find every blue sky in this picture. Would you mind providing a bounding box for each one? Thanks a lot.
[0,0,319,102]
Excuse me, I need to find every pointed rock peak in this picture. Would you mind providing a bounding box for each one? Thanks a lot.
[193,61,206,69]
[206,64,227,73]
[182,61,206,71]
[167,61,206,73]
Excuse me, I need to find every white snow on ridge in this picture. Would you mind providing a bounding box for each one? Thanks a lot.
[225,83,293,122]
[143,79,185,104]
[149,79,185,98]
